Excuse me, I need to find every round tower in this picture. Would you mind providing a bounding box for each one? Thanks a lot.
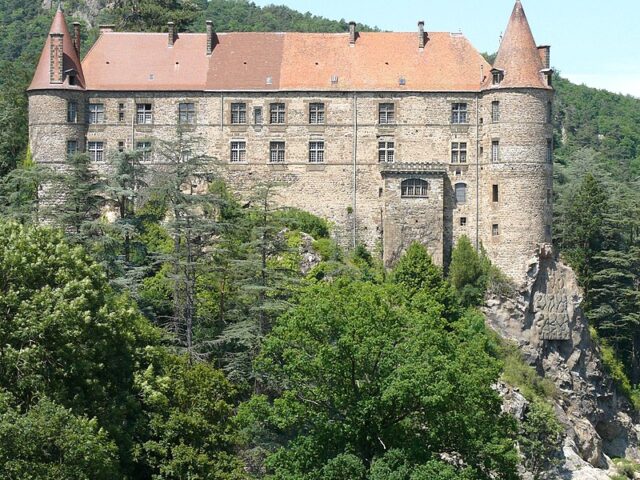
[479,0,553,281]
[28,6,87,172]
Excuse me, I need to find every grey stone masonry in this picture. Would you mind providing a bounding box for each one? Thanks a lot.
[29,86,553,281]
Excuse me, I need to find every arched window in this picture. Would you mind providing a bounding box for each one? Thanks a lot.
[401,178,428,198]
[455,183,467,204]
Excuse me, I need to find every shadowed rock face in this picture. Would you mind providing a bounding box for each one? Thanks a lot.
[485,245,640,475]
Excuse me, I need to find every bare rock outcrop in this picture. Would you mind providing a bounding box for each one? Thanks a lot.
[485,245,639,474]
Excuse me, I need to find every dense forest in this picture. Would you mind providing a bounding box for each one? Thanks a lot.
[0,0,639,478]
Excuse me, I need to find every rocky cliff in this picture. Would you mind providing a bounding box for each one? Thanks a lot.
[486,245,640,478]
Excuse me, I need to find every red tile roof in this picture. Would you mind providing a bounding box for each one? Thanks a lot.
[29,6,85,91]
[74,31,490,92]
[487,0,551,90]
[29,1,550,94]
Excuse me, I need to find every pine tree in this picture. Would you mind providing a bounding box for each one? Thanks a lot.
[146,132,223,361]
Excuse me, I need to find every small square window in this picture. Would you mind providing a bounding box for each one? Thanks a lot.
[378,141,395,163]
[179,103,196,124]
[270,141,285,163]
[309,141,325,163]
[88,103,105,124]
[136,141,152,161]
[309,103,325,124]
[379,103,395,124]
[136,103,153,124]
[460,217,467,227]
[451,103,468,124]
[270,103,285,124]
[66,140,78,157]
[231,103,247,124]
[451,142,467,163]
[87,141,104,162]
[492,224,500,236]
[230,141,246,163]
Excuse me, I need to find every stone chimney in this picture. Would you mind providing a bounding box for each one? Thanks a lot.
[73,22,81,54]
[349,21,356,46]
[206,20,214,55]
[49,32,64,84]
[418,21,426,49]
[168,21,175,47]
[537,45,551,69]
[99,25,115,35]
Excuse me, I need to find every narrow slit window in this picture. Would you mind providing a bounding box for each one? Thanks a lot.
[492,184,499,202]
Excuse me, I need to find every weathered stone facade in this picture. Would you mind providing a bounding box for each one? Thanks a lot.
[28,2,554,281]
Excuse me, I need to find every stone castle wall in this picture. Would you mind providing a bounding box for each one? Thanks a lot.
[29,87,552,280]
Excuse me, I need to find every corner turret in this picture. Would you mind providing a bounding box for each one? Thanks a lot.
[28,5,85,91]
[486,0,552,90]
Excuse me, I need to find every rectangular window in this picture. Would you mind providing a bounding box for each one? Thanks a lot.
[231,102,247,124]
[492,224,500,236]
[136,141,152,162]
[67,101,78,123]
[87,141,104,162]
[88,103,104,124]
[254,106,263,125]
[118,103,125,122]
[179,103,196,124]
[378,141,395,163]
[492,140,500,163]
[230,141,247,163]
[547,139,553,163]
[309,141,325,163]
[309,102,325,124]
[451,103,468,124]
[66,140,78,157]
[118,141,125,152]
[269,141,285,163]
[547,188,552,204]
[270,103,285,124]
[136,103,153,124]
[378,103,395,124]
[491,101,500,123]
[492,184,499,202]
[451,142,467,163]
[460,217,467,227]
[455,183,467,203]
[547,101,553,123]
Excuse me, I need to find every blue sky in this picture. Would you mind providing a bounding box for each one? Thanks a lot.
[251,0,640,98]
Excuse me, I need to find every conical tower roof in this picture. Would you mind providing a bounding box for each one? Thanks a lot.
[28,5,85,91]
[487,0,549,90]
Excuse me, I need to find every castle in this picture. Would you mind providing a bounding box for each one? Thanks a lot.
[28,1,553,281]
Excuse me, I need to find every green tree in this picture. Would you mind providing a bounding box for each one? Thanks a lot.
[134,353,247,479]
[241,279,518,479]
[0,220,159,474]
[448,235,487,307]
[518,401,563,479]
[0,394,119,480]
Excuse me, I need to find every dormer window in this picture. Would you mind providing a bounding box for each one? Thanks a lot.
[491,68,504,85]
[65,69,78,86]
